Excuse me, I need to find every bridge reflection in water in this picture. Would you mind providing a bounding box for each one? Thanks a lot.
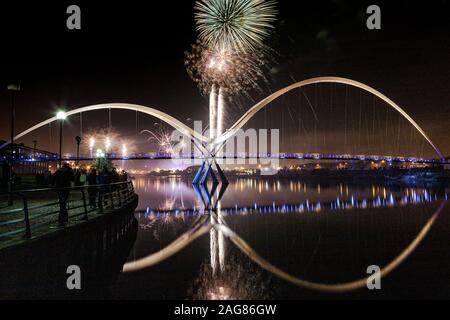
[113,177,450,299]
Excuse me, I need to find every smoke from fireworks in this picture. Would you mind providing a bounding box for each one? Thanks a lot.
[185,41,272,98]
[195,0,278,53]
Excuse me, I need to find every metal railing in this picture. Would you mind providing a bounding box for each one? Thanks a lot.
[0,181,135,240]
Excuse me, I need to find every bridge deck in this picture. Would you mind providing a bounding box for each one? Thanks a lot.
[9,154,449,165]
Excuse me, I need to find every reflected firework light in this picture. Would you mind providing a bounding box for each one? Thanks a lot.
[188,253,277,300]
[138,210,189,242]
[206,286,233,300]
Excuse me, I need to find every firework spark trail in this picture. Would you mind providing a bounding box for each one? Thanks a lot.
[217,87,225,136]
[210,84,218,141]
[141,126,179,154]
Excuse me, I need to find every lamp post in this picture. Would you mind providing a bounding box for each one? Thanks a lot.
[7,84,20,206]
[56,111,67,168]
[75,136,82,166]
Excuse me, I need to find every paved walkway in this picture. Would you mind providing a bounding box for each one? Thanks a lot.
[0,185,135,250]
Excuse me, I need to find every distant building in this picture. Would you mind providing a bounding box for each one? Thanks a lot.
[0,140,58,175]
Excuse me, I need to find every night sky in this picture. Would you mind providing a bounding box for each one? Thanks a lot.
[0,0,449,157]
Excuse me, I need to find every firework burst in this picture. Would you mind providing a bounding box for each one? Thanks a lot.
[188,0,278,133]
[83,129,136,156]
[195,0,278,53]
[141,123,181,154]
[185,41,271,98]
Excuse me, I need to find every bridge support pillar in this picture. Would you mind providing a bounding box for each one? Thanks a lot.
[193,159,229,186]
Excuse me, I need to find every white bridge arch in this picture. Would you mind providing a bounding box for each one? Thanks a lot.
[213,77,445,160]
[0,103,210,154]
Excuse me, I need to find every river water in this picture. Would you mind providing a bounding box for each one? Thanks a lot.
[110,176,450,300]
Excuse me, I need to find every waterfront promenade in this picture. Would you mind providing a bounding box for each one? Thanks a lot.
[0,181,136,250]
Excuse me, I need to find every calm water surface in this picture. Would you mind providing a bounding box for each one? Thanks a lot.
[110,177,450,300]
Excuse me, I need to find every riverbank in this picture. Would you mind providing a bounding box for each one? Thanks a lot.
[0,194,139,299]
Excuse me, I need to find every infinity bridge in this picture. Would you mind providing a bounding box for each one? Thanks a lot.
[0,77,445,164]
[0,77,448,295]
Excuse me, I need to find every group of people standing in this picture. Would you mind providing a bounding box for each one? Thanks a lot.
[52,163,128,228]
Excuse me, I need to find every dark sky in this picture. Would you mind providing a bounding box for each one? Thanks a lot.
[0,0,449,157]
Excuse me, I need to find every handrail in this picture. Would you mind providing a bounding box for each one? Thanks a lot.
[0,181,136,240]
[0,181,132,196]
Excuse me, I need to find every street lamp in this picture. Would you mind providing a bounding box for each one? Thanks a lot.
[75,136,82,165]
[56,111,67,168]
[7,84,20,206]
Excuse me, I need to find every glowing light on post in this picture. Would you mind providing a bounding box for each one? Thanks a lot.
[56,111,67,120]
[56,111,67,168]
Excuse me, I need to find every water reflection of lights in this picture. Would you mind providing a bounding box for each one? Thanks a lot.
[138,210,188,241]
[206,286,233,300]
[125,178,449,295]
[136,192,448,219]
[125,198,448,295]
[159,196,177,211]
[231,179,446,199]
